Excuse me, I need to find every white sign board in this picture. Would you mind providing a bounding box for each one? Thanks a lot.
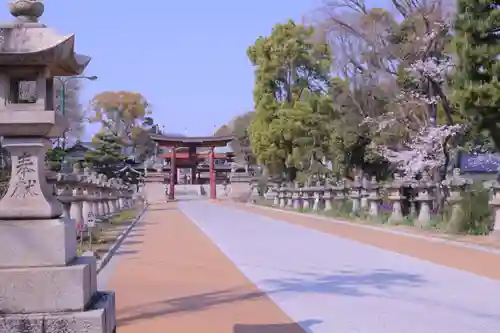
[87,212,96,228]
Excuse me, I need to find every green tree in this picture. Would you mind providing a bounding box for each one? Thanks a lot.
[84,133,126,178]
[247,20,331,180]
[45,147,67,171]
[326,78,391,179]
[89,91,152,143]
[454,0,500,148]
[214,111,256,164]
[131,117,161,163]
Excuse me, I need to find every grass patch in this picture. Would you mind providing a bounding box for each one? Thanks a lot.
[254,197,275,207]
[109,209,138,224]
[77,208,140,256]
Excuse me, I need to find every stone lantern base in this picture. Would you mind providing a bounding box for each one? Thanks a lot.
[0,290,116,333]
[0,137,116,332]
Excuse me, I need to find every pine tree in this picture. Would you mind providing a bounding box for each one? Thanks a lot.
[84,133,126,178]
[453,0,500,148]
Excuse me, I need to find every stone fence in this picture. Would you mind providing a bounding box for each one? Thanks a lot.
[46,165,142,230]
[259,169,500,236]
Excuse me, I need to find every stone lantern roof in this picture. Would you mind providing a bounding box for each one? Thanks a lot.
[0,0,92,138]
[0,0,90,76]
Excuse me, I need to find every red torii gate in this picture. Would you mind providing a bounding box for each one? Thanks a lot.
[149,134,234,200]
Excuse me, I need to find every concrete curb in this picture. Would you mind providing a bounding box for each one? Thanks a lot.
[245,203,500,255]
[97,204,149,274]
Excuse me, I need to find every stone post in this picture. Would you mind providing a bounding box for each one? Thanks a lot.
[81,172,96,230]
[97,175,106,217]
[128,187,136,209]
[54,173,72,220]
[367,176,381,217]
[415,171,435,228]
[360,175,369,210]
[112,179,120,213]
[273,184,280,206]
[489,179,500,239]
[292,187,301,209]
[323,179,333,212]
[387,173,405,225]
[302,187,311,210]
[113,180,121,212]
[89,171,101,219]
[69,165,85,230]
[286,186,293,209]
[331,177,346,210]
[443,168,470,233]
[116,179,124,211]
[107,179,116,215]
[312,181,321,212]
[264,183,276,201]
[102,176,111,216]
[278,184,286,208]
[250,179,260,203]
[118,181,126,210]
[407,172,419,217]
[349,175,362,216]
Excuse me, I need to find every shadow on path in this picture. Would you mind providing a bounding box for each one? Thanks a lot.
[264,268,425,297]
[117,269,425,326]
[233,319,322,333]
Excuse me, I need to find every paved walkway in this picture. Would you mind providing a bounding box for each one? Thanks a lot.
[102,201,304,333]
[101,200,500,333]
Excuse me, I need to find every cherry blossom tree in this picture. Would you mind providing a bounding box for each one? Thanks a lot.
[373,123,463,175]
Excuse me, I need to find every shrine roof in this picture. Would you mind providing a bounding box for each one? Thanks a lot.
[158,145,234,155]
[159,152,233,159]
[66,141,94,152]
[150,134,234,147]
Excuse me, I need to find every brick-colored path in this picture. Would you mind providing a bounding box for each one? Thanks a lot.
[226,202,500,281]
[106,201,304,333]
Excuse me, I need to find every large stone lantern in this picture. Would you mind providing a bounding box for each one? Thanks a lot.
[0,1,116,332]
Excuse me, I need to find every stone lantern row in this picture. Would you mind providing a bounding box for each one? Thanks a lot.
[49,165,137,227]
[263,170,499,236]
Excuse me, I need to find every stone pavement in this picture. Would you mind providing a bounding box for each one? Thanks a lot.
[100,201,305,333]
[101,199,500,333]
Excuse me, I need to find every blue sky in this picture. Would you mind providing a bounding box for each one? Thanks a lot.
[0,0,321,139]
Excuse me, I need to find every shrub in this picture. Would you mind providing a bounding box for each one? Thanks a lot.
[459,182,493,235]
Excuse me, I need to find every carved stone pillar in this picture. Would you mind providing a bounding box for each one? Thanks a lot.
[349,175,362,216]
[278,184,286,208]
[0,1,115,328]
[489,180,500,239]
[312,182,321,212]
[387,174,405,225]
[292,188,301,210]
[415,172,435,228]
[443,169,470,233]
[367,176,381,217]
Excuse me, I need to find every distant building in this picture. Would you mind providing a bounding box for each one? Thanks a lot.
[65,141,94,163]
[65,141,137,165]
